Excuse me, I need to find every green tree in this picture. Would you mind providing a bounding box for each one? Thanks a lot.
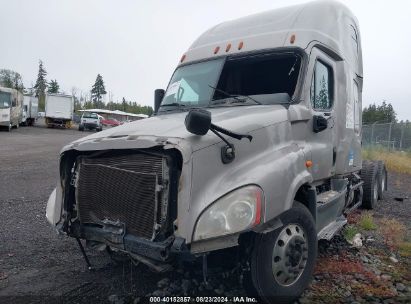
[363,101,397,124]
[48,79,60,93]
[91,74,107,108]
[34,60,48,110]
[0,69,24,92]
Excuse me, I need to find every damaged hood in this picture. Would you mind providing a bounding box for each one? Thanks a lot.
[63,105,288,155]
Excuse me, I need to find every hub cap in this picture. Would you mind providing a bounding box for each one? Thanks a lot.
[272,224,308,286]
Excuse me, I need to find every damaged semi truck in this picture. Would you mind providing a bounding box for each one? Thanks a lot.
[46,1,387,302]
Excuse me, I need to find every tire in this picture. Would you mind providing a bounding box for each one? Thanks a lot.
[376,161,387,200]
[79,125,84,132]
[246,202,317,304]
[361,161,378,209]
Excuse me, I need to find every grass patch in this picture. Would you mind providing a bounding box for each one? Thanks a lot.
[362,147,411,175]
[343,225,359,242]
[358,212,377,230]
[378,218,407,251]
[398,242,411,257]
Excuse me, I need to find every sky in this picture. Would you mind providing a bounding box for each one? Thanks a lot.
[0,0,410,120]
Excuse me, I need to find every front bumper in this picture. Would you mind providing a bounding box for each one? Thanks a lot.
[69,221,187,262]
[0,120,10,127]
[82,123,100,129]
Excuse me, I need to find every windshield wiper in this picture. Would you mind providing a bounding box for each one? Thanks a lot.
[160,103,185,107]
[208,84,261,105]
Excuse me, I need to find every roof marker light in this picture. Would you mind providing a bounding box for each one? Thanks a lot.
[290,34,296,44]
[238,41,244,50]
[180,54,186,63]
[226,43,231,52]
[214,46,220,54]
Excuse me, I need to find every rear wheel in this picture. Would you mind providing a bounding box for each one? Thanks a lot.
[246,202,317,304]
[361,161,378,209]
[376,161,387,200]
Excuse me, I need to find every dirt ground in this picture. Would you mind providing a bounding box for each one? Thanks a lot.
[0,125,410,304]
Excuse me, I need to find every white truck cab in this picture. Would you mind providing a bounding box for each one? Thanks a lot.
[79,112,103,132]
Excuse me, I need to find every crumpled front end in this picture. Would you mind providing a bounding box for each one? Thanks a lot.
[46,135,191,264]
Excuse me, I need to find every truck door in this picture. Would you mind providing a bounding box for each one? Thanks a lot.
[307,48,337,181]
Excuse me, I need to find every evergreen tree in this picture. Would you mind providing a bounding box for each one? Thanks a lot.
[315,76,329,109]
[91,74,107,108]
[122,97,127,111]
[48,79,60,93]
[34,60,47,110]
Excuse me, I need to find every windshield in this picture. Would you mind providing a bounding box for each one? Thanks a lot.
[0,91,11,109]
[161,58,224,107]
[82,113,98,119]
[159,52,301,111]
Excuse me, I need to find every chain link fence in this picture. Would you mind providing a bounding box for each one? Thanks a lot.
[362,122,411,150]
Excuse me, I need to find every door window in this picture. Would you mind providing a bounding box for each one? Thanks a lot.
[310,61,333,111]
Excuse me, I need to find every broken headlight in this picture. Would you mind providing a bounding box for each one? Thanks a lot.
[193,185,263,241]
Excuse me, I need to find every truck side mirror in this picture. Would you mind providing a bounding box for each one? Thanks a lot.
[154,89,165,113]
[185,109,211,135]
[313,115,328,133]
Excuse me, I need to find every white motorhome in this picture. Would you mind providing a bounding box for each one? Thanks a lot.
[22,95,39,126]
[45,93,74,128]
[0,87,22,131]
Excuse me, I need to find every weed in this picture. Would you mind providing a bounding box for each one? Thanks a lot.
[343,225,359,242]
[362,147,411,175]
[398,242,411,257]
[378,218,407,251]
[359,212,377,230]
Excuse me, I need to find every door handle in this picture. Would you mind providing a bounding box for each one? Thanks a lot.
[313,115,328,133]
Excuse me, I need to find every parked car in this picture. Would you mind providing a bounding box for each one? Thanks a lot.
[101,118,121,127]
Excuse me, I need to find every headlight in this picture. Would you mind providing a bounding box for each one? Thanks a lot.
[193,185,263,241]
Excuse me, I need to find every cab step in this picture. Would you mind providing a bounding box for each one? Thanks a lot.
[316,190,340,205]
[317,216,347,240]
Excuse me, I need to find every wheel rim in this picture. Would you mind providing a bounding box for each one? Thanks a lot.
[381,173,386,192]
[272,223,308,286]
[373,182,378,201]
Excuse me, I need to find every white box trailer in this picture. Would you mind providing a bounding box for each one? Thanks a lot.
[45,93,74,128]
[0,87,23,131]
[22,95,38,126]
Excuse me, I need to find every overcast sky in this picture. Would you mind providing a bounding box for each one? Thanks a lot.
[0,0,410,120]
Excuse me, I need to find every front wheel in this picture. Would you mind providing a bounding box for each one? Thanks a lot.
[246,202,317,304]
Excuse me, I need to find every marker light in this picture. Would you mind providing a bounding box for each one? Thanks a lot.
[226,43,231,52]
[238,41,244,50]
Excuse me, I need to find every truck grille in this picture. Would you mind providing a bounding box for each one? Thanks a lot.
[75,153,166,240]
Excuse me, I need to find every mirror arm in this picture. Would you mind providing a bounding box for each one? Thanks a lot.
[210,128,232,148]
[210,123,253,142]
[210,128,236,164]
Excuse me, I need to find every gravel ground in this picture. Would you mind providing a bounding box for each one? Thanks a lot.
[0,125,410,304]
